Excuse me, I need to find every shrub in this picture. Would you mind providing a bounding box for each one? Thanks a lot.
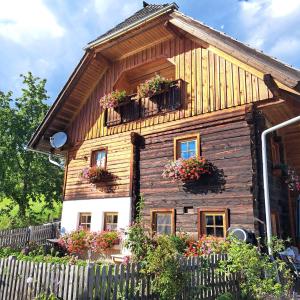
[124,222,153,262]
[218,236,293,299]
[99,90,127,109]
[162,157,213,182]
[58,229,119,255]
[93,231,119,252]
[141,235,188,300]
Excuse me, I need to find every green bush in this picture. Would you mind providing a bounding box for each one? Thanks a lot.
[218,236,293,299]
[141,235,187,300]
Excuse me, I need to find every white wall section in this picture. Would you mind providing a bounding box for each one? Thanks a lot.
[60,197,132,233]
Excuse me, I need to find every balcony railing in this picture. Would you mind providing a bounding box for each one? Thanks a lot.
[105,79,183,127]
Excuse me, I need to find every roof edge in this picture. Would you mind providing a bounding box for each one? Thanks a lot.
[170,11,300,92]
[85,2,178,50]
[27,51,93,150]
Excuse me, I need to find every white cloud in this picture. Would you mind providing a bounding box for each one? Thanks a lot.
[93,0,140,32]
[0,0,65,45]
[238,0,300,68]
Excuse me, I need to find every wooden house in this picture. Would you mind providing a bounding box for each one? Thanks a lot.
[28,2,300,242]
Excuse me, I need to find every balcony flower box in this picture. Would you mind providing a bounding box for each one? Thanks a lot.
[162,157,212,182]
[137,74,171,100]
[99,90,129,110]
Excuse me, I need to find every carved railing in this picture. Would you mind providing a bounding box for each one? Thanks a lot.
[105,79,183,127]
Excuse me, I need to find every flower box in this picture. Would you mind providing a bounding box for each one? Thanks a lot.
[137,74,171,100]
[79,166,111,184]
[99,90,128,110]
[162,157,212,182]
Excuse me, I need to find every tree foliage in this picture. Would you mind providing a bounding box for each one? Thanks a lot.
[0,72,63,221]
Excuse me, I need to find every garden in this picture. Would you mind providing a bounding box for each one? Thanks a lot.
[0,205,295,300]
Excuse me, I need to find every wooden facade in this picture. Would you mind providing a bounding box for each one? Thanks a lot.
[29,4,300,239]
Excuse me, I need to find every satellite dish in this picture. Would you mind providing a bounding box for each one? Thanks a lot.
[227,227,257,244]
[50,132,68,149]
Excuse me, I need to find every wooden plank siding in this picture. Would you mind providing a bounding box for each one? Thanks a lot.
[139,109,255,235]
[67,37,272,144]
[64,36,273,201]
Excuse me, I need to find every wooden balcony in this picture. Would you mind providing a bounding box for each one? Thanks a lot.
[105,79,183,127]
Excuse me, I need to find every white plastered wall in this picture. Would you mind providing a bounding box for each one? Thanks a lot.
[60,197,132,233]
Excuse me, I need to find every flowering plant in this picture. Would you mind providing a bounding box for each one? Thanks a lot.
[99,90,127,109]
[184,236,228,257]
[58,230,92,254]
[58,229,120,255]
[79,166,110,184]
[93,231,119,252]
[284,166,300,192]
[137,74,171,99]
[162,157,212,182]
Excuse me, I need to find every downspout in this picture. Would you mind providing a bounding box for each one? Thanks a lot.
[24,147,65,169]
[262,115,300,255]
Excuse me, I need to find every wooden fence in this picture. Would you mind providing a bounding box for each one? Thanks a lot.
[0,254,239,300]
[0,222,60,248]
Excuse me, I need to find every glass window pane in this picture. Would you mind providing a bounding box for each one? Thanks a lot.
[157,213,171,225]
[188,151,196,158]
[215,227,224,237]
[87,215,91,223]
[157,225,171,235]
[181,152,189,159]
[95,150,106,168]
[215,215,224,226]
[113,215,118,223]
[180,142,188,152]
[206,215,213,226]
[188,140,196,151]
[206,227,214,235]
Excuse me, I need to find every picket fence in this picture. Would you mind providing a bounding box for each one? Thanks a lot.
[0,222,60,248]
[0,254,239,300]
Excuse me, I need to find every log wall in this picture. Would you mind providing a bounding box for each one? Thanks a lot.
[139,108,255,234]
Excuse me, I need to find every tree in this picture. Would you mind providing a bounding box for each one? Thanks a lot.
[0,72,63,222]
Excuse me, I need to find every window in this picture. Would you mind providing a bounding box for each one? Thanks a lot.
[174,134,200,160]
[104,212,118,231]
[91,149,107,168]
[151,209,175,235]
[198,209,228,238]
[79,213,92,231]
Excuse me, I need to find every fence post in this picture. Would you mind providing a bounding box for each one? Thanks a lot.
[27,226,33,245]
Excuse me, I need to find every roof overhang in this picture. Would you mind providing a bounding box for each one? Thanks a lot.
[85,2,179,50]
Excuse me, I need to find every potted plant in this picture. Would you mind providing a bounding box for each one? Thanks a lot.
[79,166,110,184]
[137,74,171,99]
[99,90,128,109]
[284,166,300,192]
[162,156,212,182]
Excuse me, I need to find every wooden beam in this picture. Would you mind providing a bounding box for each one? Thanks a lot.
[263,74,280,98]
[294,81,300,93]
[93,52,112,67]
[264,74,300,104]
[94,17,169,54]
[164,21,184,39]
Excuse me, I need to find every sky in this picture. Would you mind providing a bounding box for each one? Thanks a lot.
[0,0,300,103]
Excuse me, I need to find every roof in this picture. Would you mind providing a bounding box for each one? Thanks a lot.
[87,2,178,48]
[28,3,300,151]
[170,11,300,91]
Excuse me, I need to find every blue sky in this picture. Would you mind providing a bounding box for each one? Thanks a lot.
[0,0,300,103]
